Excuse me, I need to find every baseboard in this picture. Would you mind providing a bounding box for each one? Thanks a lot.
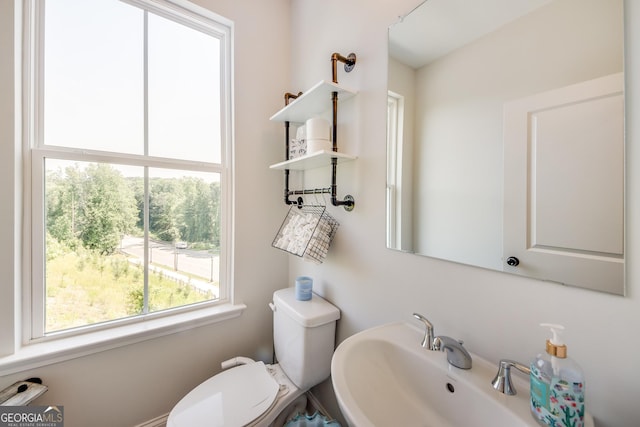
[132,413,168,427]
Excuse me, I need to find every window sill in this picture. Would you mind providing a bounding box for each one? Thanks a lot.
[0,303,246,376]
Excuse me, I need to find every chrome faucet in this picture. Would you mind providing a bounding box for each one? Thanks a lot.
[412,313,473,370]
[491,359,531,395]
[433,335,472,369]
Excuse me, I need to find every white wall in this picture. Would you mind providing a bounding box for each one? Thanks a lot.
[0,0,291,426]
[290,1,640,427]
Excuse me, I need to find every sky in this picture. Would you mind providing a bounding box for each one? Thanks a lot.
[43,0,222,166]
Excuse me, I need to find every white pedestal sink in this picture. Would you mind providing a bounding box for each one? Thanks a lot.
[331,321,594,427]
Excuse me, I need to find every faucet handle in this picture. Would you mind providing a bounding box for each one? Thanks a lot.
[491,359,531,395]
[412,313,434,349]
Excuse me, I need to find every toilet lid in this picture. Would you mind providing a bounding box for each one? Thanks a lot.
[168,362,280,427]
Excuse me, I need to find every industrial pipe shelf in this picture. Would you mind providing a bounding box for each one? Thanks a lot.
[269,52,357,210]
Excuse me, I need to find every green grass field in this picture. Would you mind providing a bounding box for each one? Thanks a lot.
[46,250,216,332]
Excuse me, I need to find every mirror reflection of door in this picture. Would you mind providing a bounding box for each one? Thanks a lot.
[503,73,624,293]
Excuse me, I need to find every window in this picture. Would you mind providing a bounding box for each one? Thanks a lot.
[386,91,404,250]
[27,0,233,339]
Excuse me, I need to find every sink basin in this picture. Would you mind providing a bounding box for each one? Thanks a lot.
[331,321,594,427]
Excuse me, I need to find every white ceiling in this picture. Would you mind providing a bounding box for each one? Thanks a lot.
[389,0,553,69]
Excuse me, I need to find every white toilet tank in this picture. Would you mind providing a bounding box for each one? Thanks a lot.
[271,288,340,391]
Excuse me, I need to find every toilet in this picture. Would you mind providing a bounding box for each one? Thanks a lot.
[167,288,341,427]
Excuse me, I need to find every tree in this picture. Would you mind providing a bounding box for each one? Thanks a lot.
[46,164,83,249]
[180,177,214,244]
[209,181,221,248]
[46,162,138,255]
[78,163,138,254]
[149,178,182,242]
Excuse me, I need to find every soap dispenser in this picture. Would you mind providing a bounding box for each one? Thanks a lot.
[530,324,585,427]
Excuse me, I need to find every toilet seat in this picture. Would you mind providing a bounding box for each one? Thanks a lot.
[168,288,339,426]
[167,362,281,427]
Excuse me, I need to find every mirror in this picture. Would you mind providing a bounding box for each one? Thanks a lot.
[387,0,625,295]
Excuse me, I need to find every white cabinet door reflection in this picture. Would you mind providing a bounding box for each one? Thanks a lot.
[503,73,624,293]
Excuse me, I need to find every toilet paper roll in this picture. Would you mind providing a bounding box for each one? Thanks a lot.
[307,139,332,153]
[305,117,330,140]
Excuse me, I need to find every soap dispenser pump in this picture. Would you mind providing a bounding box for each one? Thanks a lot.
[530,324,585,427]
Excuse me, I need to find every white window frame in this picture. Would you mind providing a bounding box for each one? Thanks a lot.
[386,91,405,249]
[0,0,244,376]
